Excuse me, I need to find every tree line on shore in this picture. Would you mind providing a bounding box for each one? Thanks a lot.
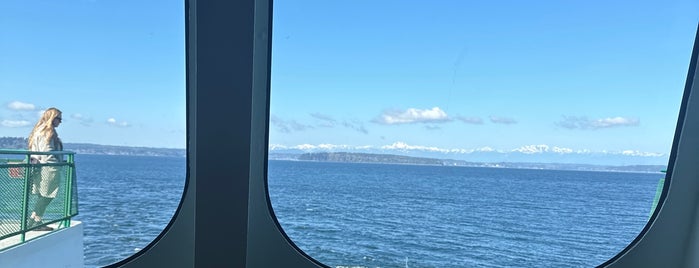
[0,137,185,157]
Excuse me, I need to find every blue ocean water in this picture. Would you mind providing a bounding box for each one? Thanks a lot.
[72,154,186,267]
[72,155,660,267]
[268,160,661,268]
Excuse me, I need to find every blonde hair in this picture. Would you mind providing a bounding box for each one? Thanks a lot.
[28,107,62,150]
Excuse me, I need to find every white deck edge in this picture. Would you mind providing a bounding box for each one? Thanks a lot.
[0,221,84,268]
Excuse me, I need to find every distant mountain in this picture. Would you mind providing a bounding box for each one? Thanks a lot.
[0,137,185,157]
[298,152,444,165]
[272,152,666,174]
[269,142,670,166]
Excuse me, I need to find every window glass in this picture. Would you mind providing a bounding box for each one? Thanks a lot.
[268,1,698,267]
[1,1,185,267]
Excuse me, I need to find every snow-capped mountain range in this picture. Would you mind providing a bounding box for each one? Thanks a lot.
[269,142,669,166]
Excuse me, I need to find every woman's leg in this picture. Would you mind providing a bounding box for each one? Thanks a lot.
[28,196,55,231]
[32,196,54,221]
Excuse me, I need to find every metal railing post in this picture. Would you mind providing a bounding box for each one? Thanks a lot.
[20,152,30,242]
[62,154,75,228]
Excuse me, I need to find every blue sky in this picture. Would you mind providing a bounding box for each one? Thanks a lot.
[269,0,699,157]
[1,1,698,156]
[1,0,185,148]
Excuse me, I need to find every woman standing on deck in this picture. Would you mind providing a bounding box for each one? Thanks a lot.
[27,107,64,231]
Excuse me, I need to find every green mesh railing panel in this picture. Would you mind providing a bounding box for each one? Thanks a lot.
[0,160,25,238]
[649,176,666,219]
[0,150,78,242]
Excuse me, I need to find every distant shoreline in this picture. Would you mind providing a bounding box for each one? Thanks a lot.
[65,143,186,157]
[279,159,666,175]
[271,152,667,174]
[0,137,185,157]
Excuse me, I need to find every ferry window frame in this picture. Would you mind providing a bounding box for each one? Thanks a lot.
[110,0,699,267]
[606,24,699,268]
[112,0,265,267]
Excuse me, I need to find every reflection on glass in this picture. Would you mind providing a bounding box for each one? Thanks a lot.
[2,1,185,267]
[268,1,698,267]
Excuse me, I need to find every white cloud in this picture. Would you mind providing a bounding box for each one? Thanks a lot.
[1,120,31,128]
[7,101,36,111]
[592,117,640,128]
[106,117,130,127]
[489,116,517,125]
[373,107,450,125]
[557,116,640,130]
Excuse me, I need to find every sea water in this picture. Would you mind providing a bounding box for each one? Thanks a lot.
[73,154,186,267]
[268,160,659,268]
[74,155,660,267]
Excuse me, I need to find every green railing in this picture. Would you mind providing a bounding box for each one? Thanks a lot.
[648,170,667,220]
[0,149,78,244]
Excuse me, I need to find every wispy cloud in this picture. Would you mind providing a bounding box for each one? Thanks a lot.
[277,113,369,135]
[456,116,484,125]
[373,107,451,125]
[310,113,337,128]
[71,113,94,126]
[489,116,517,125]
[556,116,639,130]
[1,120,32,128]
[271,115,313,133]
[342,120,369,134]
[310,113,337,127]
[7,101,36,111]
[106,118,130,127]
